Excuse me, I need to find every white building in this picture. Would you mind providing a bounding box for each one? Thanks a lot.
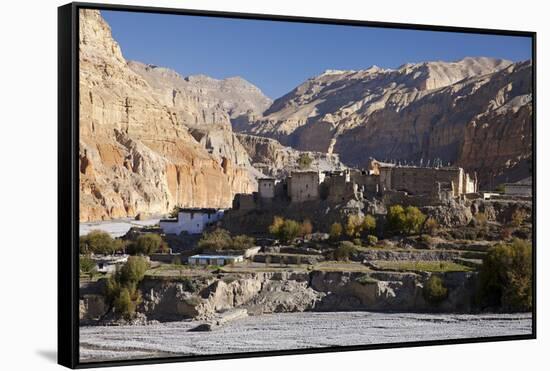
[187,254,244,266]
[159,208,225,235]
[93,255,129,273]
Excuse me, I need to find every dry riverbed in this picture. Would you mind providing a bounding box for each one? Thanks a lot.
[80,311,532,363]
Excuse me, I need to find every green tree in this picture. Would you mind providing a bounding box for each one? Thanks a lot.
[127,234,166,255]
[477,239,532,312]
[105,256,149,319]
[269,217,301,243]
[280,219,301,243]
[334,241,356,261]
[387,205,426,235]
[113,287,141,320]
[362,214,377,235]
[404,206,427,235]
[297,153,313,170]
[198,228,232,251]
[345,214,364,238]
[329,222,343,240]
[79,230,121,255]
[366,235,378,246]
[118,256,149,285]
[79,255,97,278]
[387,205,407,233]
[268,216,285,235]
[423,275,448,305]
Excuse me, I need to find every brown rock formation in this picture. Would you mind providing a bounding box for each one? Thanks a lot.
[79,10,258,221]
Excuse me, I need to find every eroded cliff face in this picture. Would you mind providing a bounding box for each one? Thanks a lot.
[79,10,259,221]
[244,58,533,188]
[80,270,477,323]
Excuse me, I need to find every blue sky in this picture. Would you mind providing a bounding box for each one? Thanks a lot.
[101,10,532,99]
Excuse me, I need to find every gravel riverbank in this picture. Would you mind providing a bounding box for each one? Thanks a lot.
[80,311,532,363]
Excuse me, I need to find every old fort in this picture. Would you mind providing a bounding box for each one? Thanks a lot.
[233,159,478,211]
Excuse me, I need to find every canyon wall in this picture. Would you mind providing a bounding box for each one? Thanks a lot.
[244,58,533,188]
[79,10,267,221]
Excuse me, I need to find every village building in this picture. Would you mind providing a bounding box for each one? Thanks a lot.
[504,177,532,196]
[378,165,477,197]
[258,177,277,199]
[187,254,244,266]
[230,159,478,213]
[159,208,225,235]
[288,171,320,202]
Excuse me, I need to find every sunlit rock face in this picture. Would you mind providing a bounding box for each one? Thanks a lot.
[79,10,265,221]
[244,58,532,188]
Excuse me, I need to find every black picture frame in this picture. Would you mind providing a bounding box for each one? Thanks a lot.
[58,2,537,368]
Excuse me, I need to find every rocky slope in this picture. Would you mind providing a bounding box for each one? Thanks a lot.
[127,61,272,124]
[79,10,264,221]
[243,58,533,188]
[80,269,477,323]
[236,133,345,177]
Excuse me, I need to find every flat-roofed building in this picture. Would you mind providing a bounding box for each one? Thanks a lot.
[288,171,320,202]
[159,208,225,235]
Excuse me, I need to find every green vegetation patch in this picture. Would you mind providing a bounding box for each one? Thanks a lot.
[373,260,472,273]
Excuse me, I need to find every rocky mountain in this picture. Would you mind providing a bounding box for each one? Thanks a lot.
[79,10,261,221]
[243,57,532,187]
[127,61,272,123]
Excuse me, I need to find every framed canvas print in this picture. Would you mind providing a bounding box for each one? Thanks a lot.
[58,2,536,368]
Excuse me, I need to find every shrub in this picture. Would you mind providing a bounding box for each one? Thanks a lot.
[356,274,379,285]
[387,205,426,235]
[423,275,448,305]
[79,255,97,278]
[353,238,362,247]
[362,215,376,235]
[79,230,121,255]
[477,239,532,312]
[387,205,407,233]
[231,235,255,251]
[334,241,356,261]
[105,256,149,319]
[269,217,301,243]
[297,153,313,170]
[300,219,313,237]
[127,234,166,255]
[423,217,439,236]
[345,214,364,238]
[119,256,149,285]
[404,206,427,235]
[329,222,343,240]
[113,287,141,319]
[366,235,378,246]
[268,216,285,236]
[198,228,232,251]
